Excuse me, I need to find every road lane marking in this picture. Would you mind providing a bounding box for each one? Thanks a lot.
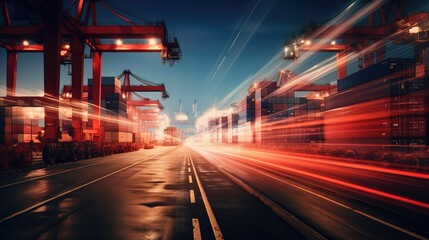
[189,175,193,184]
[0,154,158,223]
[230,159,428,240]
[187,152,224,240]
[192,218,202,240]
[0,162,103,189]
[188,167,191,173]
[210,148,429,209]
[0,149,167,189]
[190,190,196,203]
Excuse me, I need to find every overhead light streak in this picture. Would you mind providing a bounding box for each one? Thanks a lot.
[205,0,276,88]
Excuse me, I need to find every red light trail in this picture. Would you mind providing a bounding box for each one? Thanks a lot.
[189,144,429,210]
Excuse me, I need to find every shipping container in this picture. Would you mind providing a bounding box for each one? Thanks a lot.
[337,58,416,92]
[324,96,427,153]
[88,77,122,87]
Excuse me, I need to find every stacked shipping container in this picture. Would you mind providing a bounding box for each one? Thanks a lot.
[0,107,41,144]
[325,58,427,153]
[88,77,134,143]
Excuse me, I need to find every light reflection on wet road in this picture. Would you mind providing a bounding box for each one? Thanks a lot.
[0,146,302,240]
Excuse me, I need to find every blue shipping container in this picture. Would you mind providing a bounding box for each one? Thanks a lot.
[337,58,415,92]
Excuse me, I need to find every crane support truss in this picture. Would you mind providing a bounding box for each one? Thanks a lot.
[0,0,181,142]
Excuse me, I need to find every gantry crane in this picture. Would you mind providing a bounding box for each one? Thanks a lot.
[0,0,181,167]
[283,1,428,79]
[61,69,168,137]
[127,96,164,110]
[116,69,169,100]
[0,0,181,142]
[116,69,168,134]
[282,0,429,161]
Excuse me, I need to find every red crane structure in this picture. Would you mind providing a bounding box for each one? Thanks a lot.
[61,69,167,133]
[116,70,168,134]
[283,1,428,79]
[0,0,181,142]
[116,69,169,100]
[279,0,429,162]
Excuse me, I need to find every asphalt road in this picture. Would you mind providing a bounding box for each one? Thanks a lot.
[0,146,302,240]
[190,144,429,240]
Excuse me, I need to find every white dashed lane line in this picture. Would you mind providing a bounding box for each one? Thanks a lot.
[193,218,202,240]
[190,190,196,203]
[187,152,224,240]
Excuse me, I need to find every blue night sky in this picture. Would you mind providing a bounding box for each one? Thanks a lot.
[1,0,428,128]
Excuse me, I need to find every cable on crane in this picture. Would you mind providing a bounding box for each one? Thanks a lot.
[133,92,147,100]
[98,1,135,26]
[64,0,79,13]
[102,0,150,23]
[116,70,163,87]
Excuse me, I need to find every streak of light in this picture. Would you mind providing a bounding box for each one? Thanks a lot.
[217,56,226,71]
[206,151,428,240]
[199,1,384,121]
[190,145,429,210]
[228,31,241,52]
[191,144,429,180]
[205,0,276,88]
[244,0,261,24]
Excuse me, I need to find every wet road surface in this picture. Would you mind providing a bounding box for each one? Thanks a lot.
[0,146,302,240]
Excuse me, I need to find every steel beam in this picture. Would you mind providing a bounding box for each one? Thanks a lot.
[1,0,10,26]
[81,25,166,39]
[337,51,347,79]
[6,51,17,96]
[71,36,85,141]
[91,51,102,142]
[43,0,62,141]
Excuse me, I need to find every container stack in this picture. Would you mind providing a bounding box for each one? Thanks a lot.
[164,127,182,145]
[0,107,11,144]
[0,107,42,144]
[325,58,426,152]
[88,77,134,144]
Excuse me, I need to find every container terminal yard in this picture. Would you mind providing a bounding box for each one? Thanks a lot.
[1,0,429,239]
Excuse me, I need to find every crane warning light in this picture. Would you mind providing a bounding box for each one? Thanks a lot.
[409,26,421,34]
[149,38,157,45]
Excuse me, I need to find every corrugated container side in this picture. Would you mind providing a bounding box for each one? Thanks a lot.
[337,58,415,92]
[2,133,12,143]
[88,77,119,86]
[15,134,32,143]
[0,117,4,134]
[119,132,127,142]
[111,132,119,142]
[105,123,119,131]
[126,133,133,143]
[105,131,112,143]
[326,77,390,110]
